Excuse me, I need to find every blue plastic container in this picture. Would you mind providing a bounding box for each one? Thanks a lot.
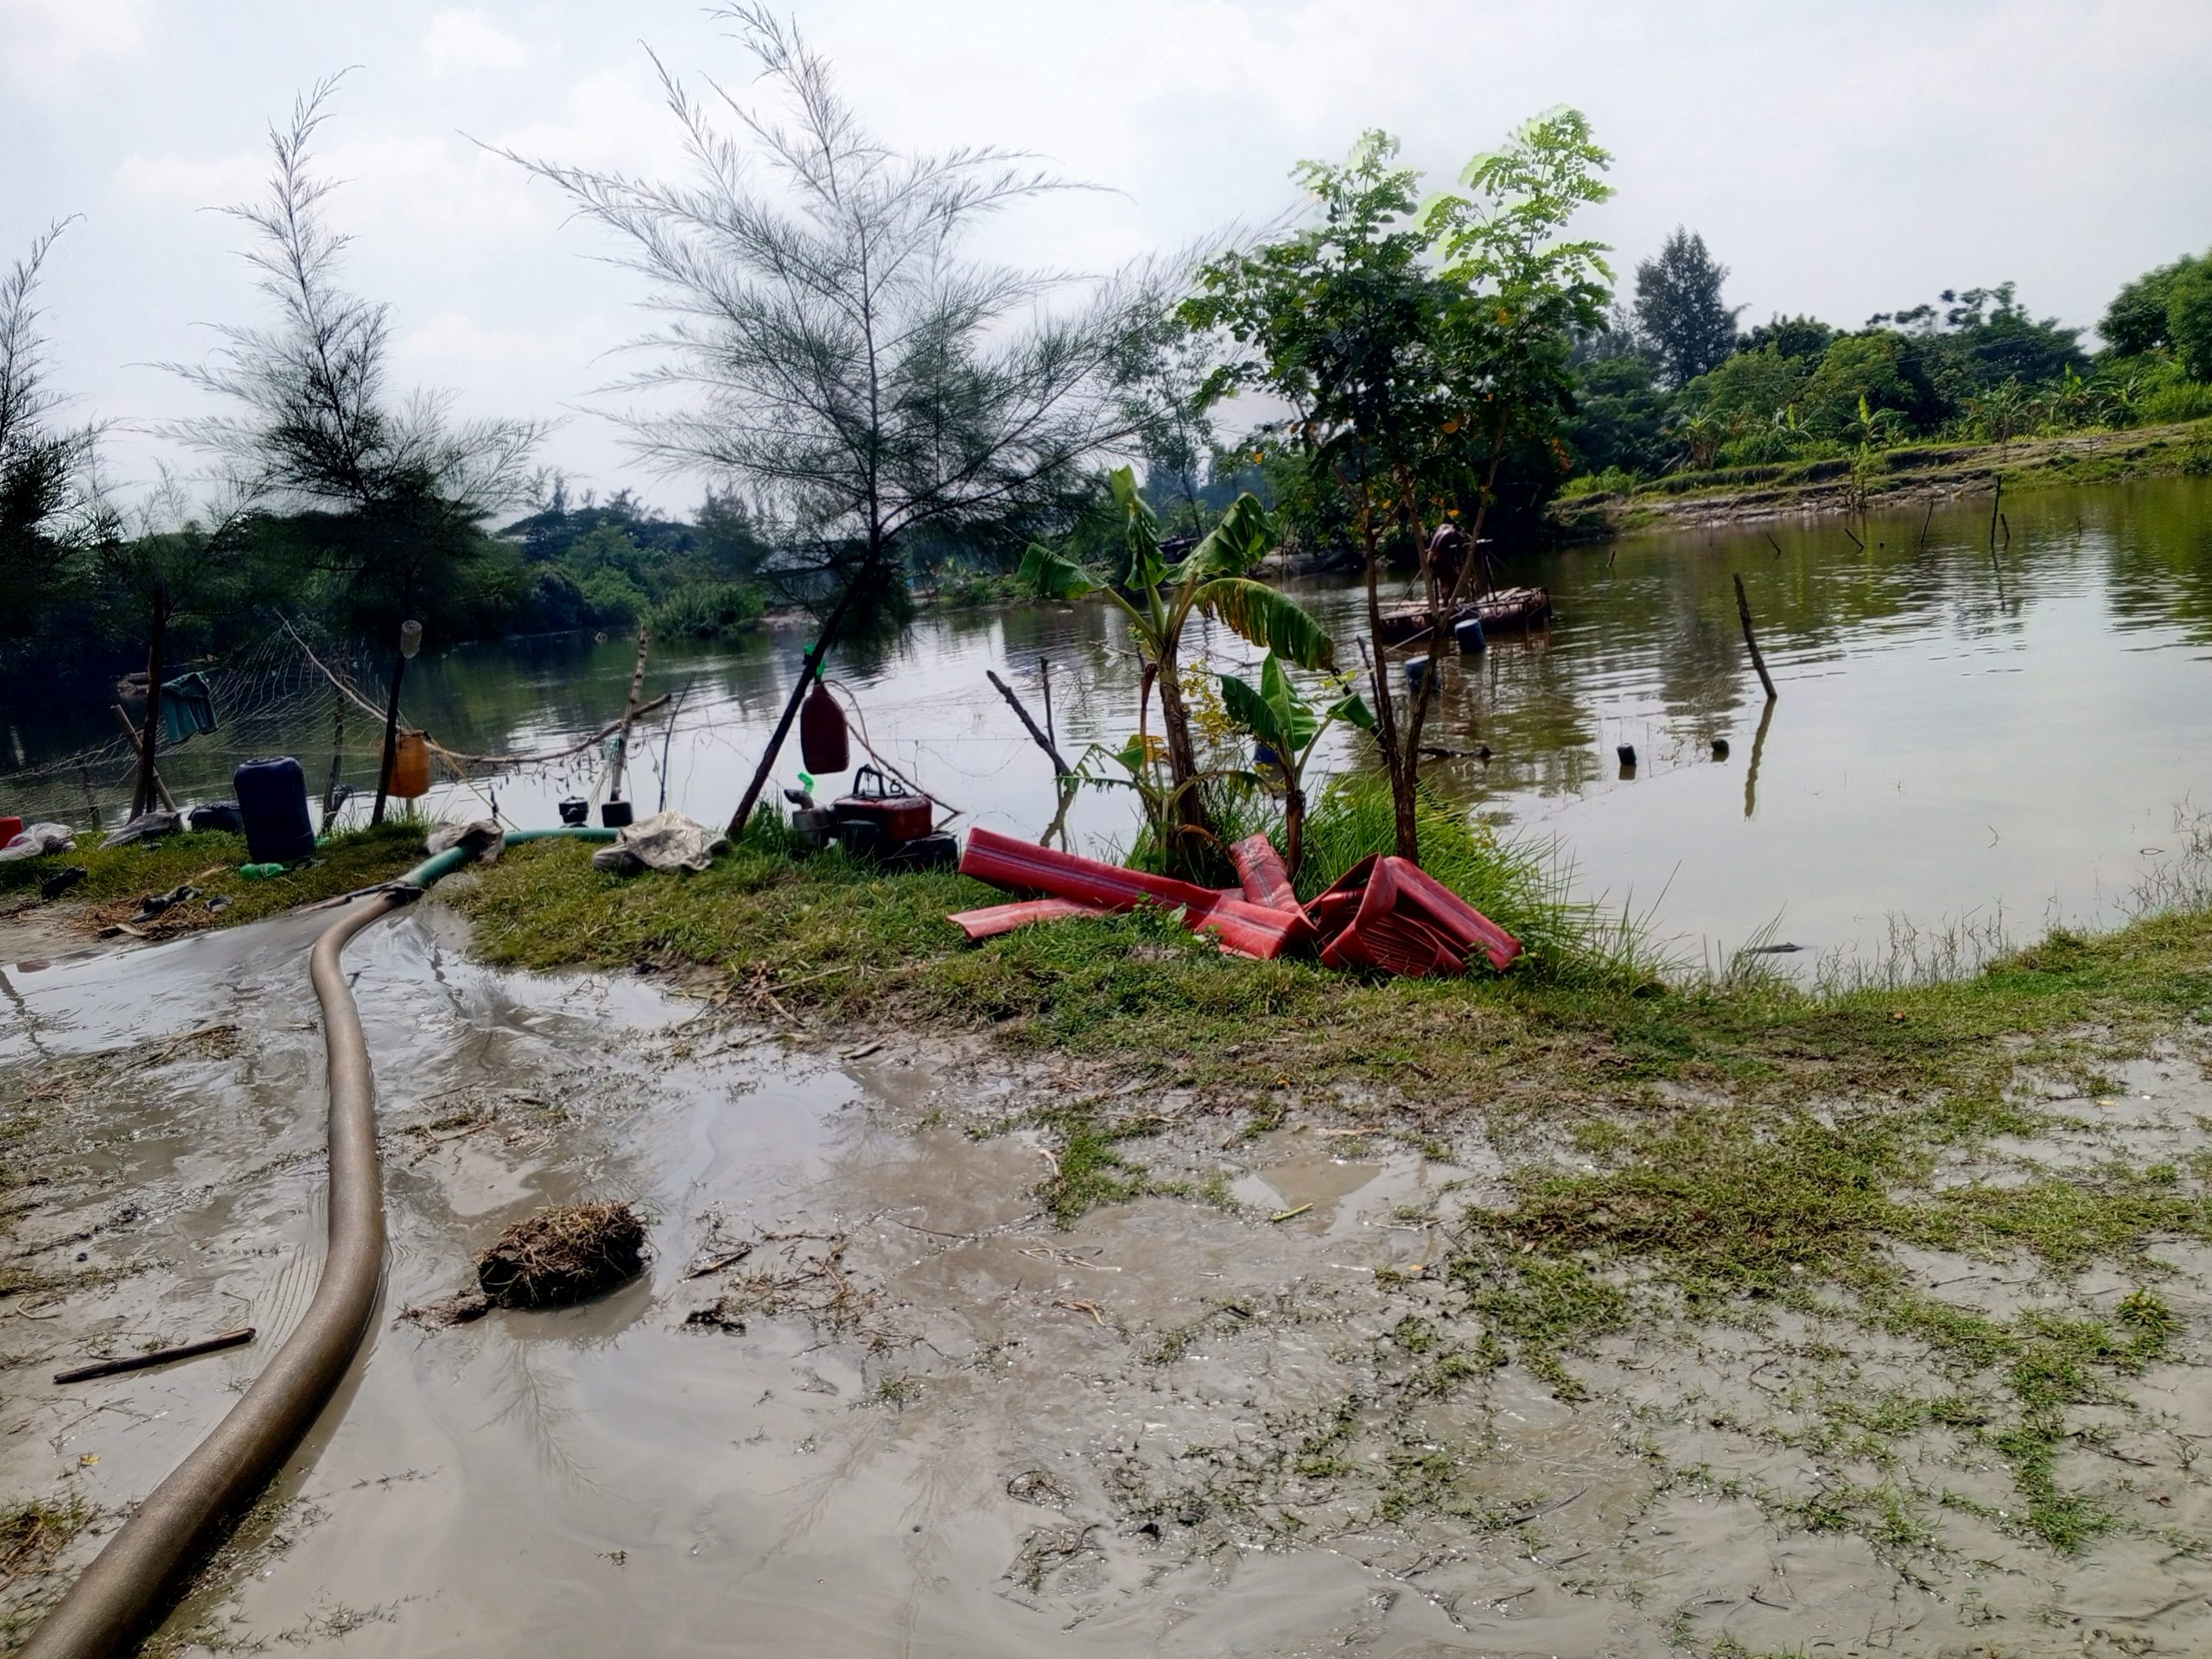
[1453,615,1486,654]
[1405,654,1432,690]
[233,757,315,864]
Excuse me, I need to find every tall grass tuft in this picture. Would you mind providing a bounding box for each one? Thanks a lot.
[648,582,766,639]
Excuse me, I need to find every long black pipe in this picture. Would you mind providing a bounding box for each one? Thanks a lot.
[24,828,610,1657]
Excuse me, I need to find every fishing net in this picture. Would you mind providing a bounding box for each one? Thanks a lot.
[0,619,677,831]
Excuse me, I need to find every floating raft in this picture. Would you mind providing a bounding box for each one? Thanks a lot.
[1376,585,1552,646]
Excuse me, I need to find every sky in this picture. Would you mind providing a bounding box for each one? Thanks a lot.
[4,0,2209,517]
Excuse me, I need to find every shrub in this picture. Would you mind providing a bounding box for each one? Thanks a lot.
[647,581,766,639]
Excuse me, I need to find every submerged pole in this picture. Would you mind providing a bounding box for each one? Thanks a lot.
[1732,574,1778,702]
[988,669,1072,777]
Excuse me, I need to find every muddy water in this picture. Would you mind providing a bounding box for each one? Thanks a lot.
[6,906,2211,1655]
[9,477,2212,968]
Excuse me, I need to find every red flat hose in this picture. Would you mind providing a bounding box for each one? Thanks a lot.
[26,827,611,1656]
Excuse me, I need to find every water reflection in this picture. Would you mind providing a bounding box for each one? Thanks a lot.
[7,476,2209,965]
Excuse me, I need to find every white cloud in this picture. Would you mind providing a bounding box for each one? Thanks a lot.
[113,149,266,213]
[0,0,147,87]
[420,9,528,79]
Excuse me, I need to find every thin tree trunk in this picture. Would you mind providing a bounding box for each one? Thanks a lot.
[370,649,407,828]
[727,573,861,841]
[1283,783,1306,884]
[1154,636,1206,839]
[1357,517,1415,861]
[133,602,168,820]
[320,697,346,835]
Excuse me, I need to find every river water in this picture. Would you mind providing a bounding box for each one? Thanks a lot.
[9,477,2211,967]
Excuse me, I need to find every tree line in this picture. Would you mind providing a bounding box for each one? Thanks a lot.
[1557,228,2212,493]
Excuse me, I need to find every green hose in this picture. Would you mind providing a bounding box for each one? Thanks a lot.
[23,823,617,1659]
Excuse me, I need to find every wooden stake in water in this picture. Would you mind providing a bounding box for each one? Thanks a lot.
[111,706,176,813]
[320,697,346,835]
[609,622,651,804]
[1732,574,1778,702]
[1038,656,1054,748]
[988,669,1072,777]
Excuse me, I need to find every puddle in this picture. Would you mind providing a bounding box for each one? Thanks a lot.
[4,906,2212,1654]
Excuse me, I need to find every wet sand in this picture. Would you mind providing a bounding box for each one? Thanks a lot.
[3,902,2209,1656]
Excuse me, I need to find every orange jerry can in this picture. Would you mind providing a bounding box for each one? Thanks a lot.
[389,729,433,798]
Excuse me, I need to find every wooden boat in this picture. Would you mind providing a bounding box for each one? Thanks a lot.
[1375,586,1552,646]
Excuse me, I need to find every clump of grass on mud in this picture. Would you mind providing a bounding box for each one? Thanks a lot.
[477,1201,648,1308]
[0,822,424,938]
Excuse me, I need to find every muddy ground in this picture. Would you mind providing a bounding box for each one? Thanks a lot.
[2,892,2208,1656]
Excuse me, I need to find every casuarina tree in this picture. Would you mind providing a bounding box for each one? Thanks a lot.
[502,6,1163,833]
[0,221,107,657]
[1634,227,1743,385]
[162,73,545,819]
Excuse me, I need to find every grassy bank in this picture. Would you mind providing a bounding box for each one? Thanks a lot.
[1550,416,2212,537]
[452,828,2212,1122]
[0,822,425,941]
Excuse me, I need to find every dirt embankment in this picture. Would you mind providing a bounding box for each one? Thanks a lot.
[1551,418,2212,538]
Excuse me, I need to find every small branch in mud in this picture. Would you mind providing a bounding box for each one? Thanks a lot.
[53,1326,255,1384]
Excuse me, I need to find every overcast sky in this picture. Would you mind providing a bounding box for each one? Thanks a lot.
[5,0,2209,516]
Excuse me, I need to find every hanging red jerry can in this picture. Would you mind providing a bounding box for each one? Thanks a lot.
[799,681,849,773]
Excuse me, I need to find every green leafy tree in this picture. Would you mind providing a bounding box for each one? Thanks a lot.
[1217,653,1372,880]
[1802,333,1911,438]
[1739,314,1837,360]
[1634,227,1743,385]
[2167,259,2212,383]
[1688,346,1811,427]
[1019,469,1330,848]
[2100,256,2198,358]
[1185,114,1612,861]
[1565,353,1669,477]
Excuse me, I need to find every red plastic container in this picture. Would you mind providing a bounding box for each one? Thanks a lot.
[0,816,22,848]
[799,681,849,773]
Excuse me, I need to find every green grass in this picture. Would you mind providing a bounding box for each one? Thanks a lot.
[0,822,428,937]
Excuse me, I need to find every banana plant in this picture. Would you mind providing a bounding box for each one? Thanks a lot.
[1020,467,1333,846]
[1218,652,1373,880]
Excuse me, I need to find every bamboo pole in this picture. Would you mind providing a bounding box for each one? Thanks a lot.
[319,698,346,835]
[1732,574,1778,702]
[111,707,176,812]
[609,622,651,804]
